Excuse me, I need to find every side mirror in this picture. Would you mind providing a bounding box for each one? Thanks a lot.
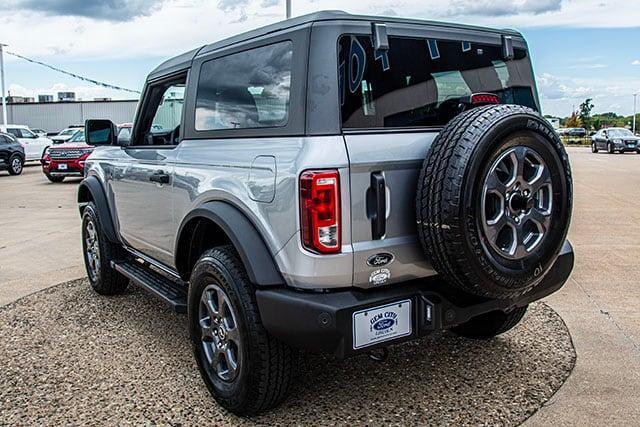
[85,119,117,146]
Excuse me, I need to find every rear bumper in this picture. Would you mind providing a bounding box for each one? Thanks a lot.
[257,240,574,358]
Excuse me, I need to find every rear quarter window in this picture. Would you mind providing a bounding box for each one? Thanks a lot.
[339,35,536,129]
[195,41,293,131]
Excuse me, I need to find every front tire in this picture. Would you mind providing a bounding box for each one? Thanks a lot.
[8,155,23,175]
[188,246,295,416]
[81,202,128,295]
[452,305,528,339]
[608,142,615,154]
[591,142,598,153]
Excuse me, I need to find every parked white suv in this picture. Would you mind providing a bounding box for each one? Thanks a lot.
[0,125,52,161]
[50,126,83,145]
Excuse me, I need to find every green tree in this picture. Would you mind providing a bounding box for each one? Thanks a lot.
[579,98,594,130]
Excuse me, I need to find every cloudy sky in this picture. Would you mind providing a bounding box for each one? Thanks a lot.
[0,0,638,117]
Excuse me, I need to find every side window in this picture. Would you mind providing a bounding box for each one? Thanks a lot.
[195,41,293,131]
[133,76,186,146]
[6,128,20,138]
[151,85,185,134]
[0,135,7,144]
[21,129,36,138]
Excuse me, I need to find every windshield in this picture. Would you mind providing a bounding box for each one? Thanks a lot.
[59,129,77,136]
[339,35,536,129]
[607,129,633,138]
[69,130,85,142]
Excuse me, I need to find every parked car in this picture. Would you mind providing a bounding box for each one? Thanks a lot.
[566,127,587,137]
[0,124,51,161]
[41,130,93,182]
[50,126,84,145]
[77,11,573,416]
[31,128,48,138]
[591,128,640,154]
[41,123,133,182]
[0,131,25,175]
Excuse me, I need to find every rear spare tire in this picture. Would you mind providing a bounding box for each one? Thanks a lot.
[416,105,572,299]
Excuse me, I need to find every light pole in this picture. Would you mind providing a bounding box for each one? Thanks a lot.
[634,92,638,135]
[286,0,291,19]
[0,43,7,126]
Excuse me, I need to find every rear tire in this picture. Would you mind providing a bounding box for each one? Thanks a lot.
[188,246,296,416]
[46,173,64,183]
[452,305,528,339]
[416,105,572,299]
[81,202,128,295]
[8,155,23,175]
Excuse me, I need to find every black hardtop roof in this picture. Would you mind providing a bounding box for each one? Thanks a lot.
[148,10,522,80]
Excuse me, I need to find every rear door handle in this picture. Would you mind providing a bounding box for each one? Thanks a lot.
[149,170,170,184]
[366,171,386,240]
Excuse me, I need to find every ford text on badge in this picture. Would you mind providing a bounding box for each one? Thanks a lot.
[366,252,394,267]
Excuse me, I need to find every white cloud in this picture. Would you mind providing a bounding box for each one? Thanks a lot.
[536,72,640,116]
[0,0,639,62]
[0,0,639,115]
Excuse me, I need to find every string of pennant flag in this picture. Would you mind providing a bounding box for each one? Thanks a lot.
[5,50,141,94]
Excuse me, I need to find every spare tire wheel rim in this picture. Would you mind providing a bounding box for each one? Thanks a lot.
[198,283,242,382]
[481,145,553,260]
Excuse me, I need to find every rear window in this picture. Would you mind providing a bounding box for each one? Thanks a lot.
[339,35,536,129]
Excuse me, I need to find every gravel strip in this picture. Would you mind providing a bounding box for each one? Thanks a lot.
[0,279,575,425]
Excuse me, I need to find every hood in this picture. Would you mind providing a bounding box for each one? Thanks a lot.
[48,142,93,150]
[51,135,72,141]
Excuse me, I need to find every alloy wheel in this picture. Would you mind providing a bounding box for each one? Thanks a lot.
[11,157,22,174]
[199,283,242,382]
[84,219,101,281]
[481,146,553,260]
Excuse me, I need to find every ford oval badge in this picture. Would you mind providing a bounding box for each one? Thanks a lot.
[373,318,395,331]
[367,252,394,267]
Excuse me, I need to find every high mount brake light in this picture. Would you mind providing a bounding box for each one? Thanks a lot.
[300,170,341,254]
[470,93,500,105]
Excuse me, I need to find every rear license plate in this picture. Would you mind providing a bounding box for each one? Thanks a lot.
[352,299,412,349]
[58,163,68,170]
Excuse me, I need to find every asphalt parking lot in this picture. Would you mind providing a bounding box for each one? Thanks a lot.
[0,147,639,424]
[0,164,84,306]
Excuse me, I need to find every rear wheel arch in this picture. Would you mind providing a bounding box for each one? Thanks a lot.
[175,201,284,287]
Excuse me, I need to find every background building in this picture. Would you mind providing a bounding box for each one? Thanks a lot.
[57,92,76,102]
[6,96,35,103]
[38,95,54,103]
[0,99,138,133]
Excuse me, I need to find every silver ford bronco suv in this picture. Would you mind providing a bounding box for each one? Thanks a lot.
[79,11,573,416]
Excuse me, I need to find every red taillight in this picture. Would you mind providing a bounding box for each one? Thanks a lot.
[470,93,500,105]
[300,170,341,254]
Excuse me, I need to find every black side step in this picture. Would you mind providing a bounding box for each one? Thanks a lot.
[111,260,188,313]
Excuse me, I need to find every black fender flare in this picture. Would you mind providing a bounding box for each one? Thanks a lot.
[77,176,119,243]
[176,201,284,286]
